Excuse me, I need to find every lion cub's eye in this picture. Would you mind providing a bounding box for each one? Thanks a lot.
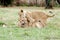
[22,20,24,21]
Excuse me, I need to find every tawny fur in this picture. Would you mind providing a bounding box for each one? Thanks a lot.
[18,10,54,28]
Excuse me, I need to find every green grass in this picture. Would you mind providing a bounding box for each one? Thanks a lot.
[0,7,60,40]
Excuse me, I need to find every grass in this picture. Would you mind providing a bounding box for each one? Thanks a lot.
[0,7,60,40]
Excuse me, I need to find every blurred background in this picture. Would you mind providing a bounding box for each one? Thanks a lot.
[0,0,60,8]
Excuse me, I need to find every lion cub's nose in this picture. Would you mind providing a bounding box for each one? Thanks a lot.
[22,23,25,25]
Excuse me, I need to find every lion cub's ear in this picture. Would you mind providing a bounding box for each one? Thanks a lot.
[21,9,23,12]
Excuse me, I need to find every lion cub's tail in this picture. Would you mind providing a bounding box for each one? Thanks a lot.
[46,11,55,17]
